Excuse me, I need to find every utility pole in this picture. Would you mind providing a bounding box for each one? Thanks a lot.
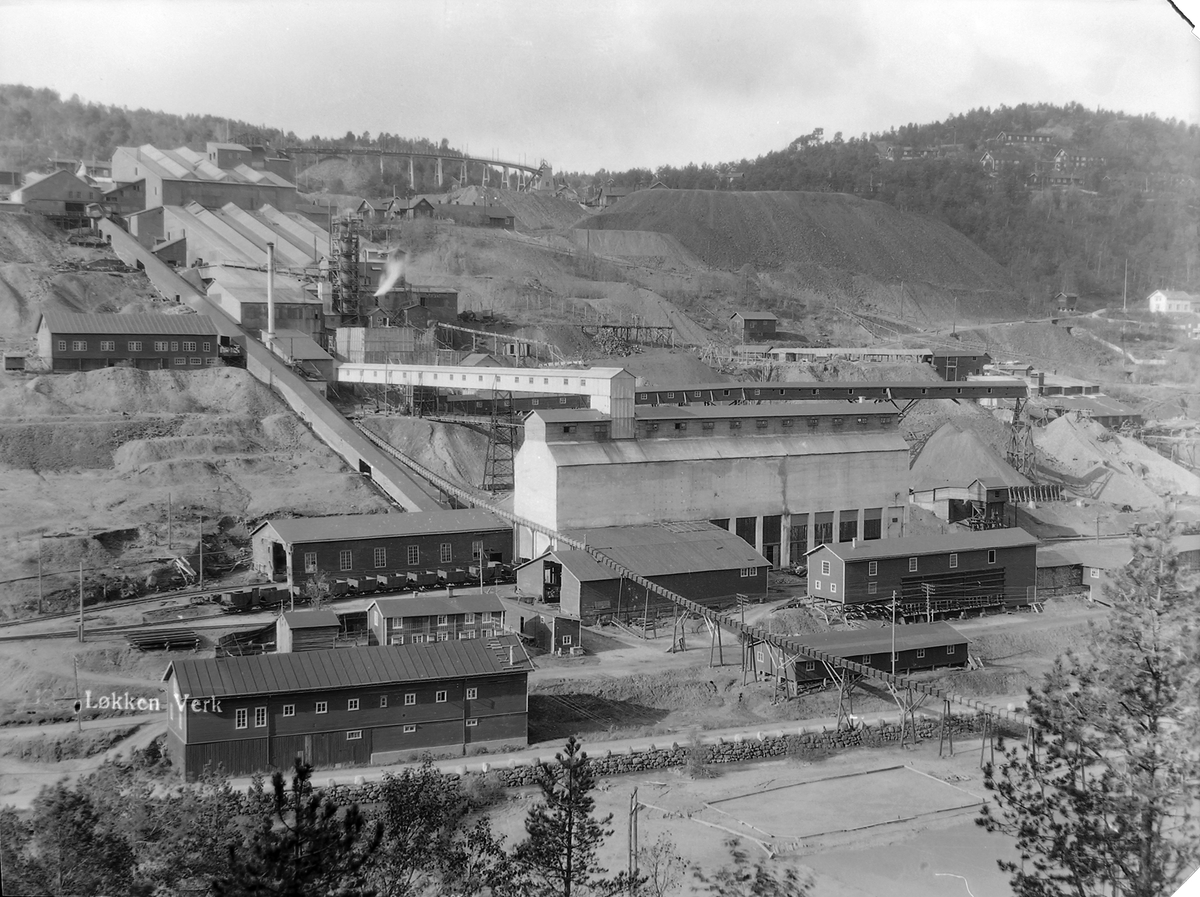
[78,559,85,643]
[1123,258,1128,313]
[199,511,204,591]
[891,591,897,677]
[37,534,43,615]
[167,492,172,550]
[73,656,82,733]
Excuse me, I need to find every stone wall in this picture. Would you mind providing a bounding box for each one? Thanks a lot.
[318,713,1023,805]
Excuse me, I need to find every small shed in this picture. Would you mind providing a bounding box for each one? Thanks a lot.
[729,311,778,342]
[3,353,26,371]
[499,598,581,654]
[276,610,340,653]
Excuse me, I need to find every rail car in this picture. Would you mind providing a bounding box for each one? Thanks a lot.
[220,584,291,613]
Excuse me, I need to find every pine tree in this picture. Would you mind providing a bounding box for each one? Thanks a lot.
[514,736,636,897]
[978,513,1200,897]
[212,759,383,897]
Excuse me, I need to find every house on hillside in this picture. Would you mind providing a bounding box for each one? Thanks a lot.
[1147,289,1199,315]
[1052,292,1078,314]
[729,311,778,342]
[9,169,104,226]
[356,199,390,222]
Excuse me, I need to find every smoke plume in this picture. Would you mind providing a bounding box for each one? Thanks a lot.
[374,252,405,297]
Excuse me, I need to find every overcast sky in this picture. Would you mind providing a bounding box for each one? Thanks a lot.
[2,0,1198,173]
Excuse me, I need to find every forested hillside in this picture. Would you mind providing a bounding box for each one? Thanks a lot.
[587,103,1200,308]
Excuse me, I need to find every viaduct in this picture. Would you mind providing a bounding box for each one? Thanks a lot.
[277,146,547,191]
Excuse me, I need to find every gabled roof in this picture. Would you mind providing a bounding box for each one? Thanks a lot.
[163,637,531,699]
[730,311,778,321]
[526,523,769,582]
[36,311,218,336]
[1036,542,1133,570]
[807,528,1037,563]
[369,593,505,619]
[254,509,511,545]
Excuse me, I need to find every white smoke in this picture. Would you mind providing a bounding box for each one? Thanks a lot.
[374,251,405,297]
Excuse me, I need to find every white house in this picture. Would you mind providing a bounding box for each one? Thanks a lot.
[1148,290,1199,315]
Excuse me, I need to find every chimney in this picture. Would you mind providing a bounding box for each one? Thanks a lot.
[508,644,514,666]
[266,242,276,347]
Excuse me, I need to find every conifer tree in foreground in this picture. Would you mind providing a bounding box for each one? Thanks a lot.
[212,759,383,897]
[978,514,1200,897]
[514,736,639,897]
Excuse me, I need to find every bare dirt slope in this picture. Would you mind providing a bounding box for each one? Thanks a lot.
[0,367,393,616]
[0,212,162,341]
[356,415,490,492]
[578,189,1017,293]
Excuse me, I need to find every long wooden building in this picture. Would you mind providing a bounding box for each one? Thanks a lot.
[163,637,531,779]
[35,311,220,372]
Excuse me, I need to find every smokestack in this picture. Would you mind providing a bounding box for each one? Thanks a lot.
[508,644,514,666]
[266,242,276,346]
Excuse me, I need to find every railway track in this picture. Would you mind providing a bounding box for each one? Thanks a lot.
[355,424,1033,731]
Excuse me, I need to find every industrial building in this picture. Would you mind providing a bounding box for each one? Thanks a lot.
[750,622,969,688]
[805,528,1038,614]
[35,312,220,371]
[163,637,531,778]
[8,169,104,227]
[515,522,770,624]
[366,593,506,646]
[1037,534,1200,600]
[514,401,910,566]
[729,311,778,342]
[199,266,326,341]
[930,350,991,381]
[251,509,513,593]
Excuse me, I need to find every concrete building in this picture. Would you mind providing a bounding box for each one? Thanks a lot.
[366,593,506,647]
[163,638,531,779]
[515,522,769,624]
[805,528,1038,612]
[729,311,778,342]
[36,311,220,371]
[251,509,513,593]
[110,143,297,213]
[514,402,909,566]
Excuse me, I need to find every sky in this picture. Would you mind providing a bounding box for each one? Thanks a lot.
[1,0,1198,173]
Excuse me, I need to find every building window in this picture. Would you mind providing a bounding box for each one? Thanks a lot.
[1090,568,1100,579]
[917,648,926,659]
[182,341,197,352]
[347,730,362,740]
[315,701,327,714]
[403,724,417,733]
[820,560,830,576]
[283,704,295,717]
[409,634,425,644]
[491,611,503,622]
[466,687,478,700]
[254,706,266,727]
[71,340,87,351]
[466,718,479,727]
[562,635,573,646]
[154,341,168,352]
[702,421,715,430]
[814,579,821,590]
[436,632,449,641]
[755,419,768,429]
[814,518,834,546]
[947,644,957,654]
[804,661,816,672]
[170,341,179,351]
[303,552,317,574]
[988,550,997,564]
[190,357,202,366]
[347,698,359,712]
[839,517,858,542]
[174,358,186,367]
[57,340,67,352]
[782,418,793,427]
[374,547,387,568]
[729,420,741,430]
[868,561,877,577]
[435,690,447,703]
[868,582,877,595]
[380,695,388,708]
[908,557,918,572]
[437,614,448,627]
[235,708,248,729]
[202,342,211,352]
[128,341,142,352]
[99,340,115,352]
[472,540,483,560]
[206,357,217,366]
[440,543,452,563]
[404,693,416,706]
[949,553,958,569]
[339,550,352,571]
[862,655,872,664]
[407,545,419,565]
[830,582,837,594]
[740,567,756,577]
[562,425,576,434]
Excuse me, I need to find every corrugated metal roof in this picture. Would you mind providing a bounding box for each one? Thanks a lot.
[370,593,505,619]
[257,509,511,546]
[809,528,1037,563]
[281,610,340,629]
[164,636,531,699]
[533,524,768,582]
[787,622,968,656]
[38,311,219,336]
[543,432,909,467]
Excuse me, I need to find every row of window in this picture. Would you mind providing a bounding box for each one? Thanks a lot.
[393,629,494,645]
[644,416,882,434]
[817,552,997,581]
[233,687,483,728]
[305,541,484,573]
[387,612,502,629]
[57,339,211,353]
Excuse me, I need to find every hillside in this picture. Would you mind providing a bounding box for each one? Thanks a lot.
[577,189,1021,317]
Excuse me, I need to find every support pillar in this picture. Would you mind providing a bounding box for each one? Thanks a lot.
[754,516,764,556]
[461,159,468,184]
[436,157,444,186]
[408,157,415,190]
[780,512,792,568]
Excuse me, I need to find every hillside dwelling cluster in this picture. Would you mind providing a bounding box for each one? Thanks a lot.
[729,311,778,342]
[515,522,770,624]
[366,593,506,647]
[36,312,220,372]
[251,509,514,594]
[514,399,910,568]
[805,528,1038,615]
[163,637,531,779]
[751,622,969,692]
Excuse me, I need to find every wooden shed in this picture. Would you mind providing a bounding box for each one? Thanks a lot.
[276,610,340,653]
